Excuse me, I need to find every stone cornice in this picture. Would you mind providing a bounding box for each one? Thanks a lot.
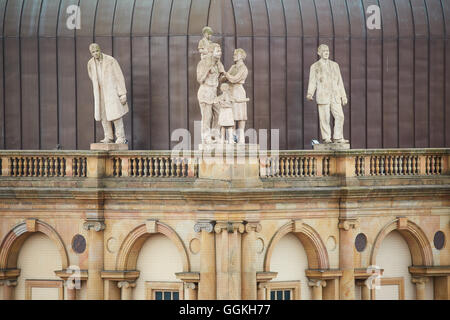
[0,184,448,201]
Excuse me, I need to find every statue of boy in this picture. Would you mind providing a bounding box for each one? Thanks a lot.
[198,26,213,59]
[307,44,348,144]
[88,43,129,144]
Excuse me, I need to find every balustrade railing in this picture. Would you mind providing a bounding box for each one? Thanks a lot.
[0,149,447,180]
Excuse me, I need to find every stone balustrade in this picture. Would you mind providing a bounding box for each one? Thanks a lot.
[0,149,447,182]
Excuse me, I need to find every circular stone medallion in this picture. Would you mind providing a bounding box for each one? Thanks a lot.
[434,231,446,250]
[355,233,367,252]
[72,234,86,254]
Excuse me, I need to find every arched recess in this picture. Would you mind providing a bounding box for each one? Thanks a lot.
[370,219,433,267]
[0,219,69,270]
[264,221,329,271]
[116,221,190,272]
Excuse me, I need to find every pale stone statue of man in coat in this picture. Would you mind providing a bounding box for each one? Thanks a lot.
[88,43,128,144]
[307,44,348,144]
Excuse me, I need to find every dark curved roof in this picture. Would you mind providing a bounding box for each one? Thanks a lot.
[0,0,449,150]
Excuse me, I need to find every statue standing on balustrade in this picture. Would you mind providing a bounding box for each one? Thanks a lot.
[88,43,128,144]
[307,44,348,145]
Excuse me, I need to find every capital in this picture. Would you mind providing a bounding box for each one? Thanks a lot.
[230,222,245,234]
[83,220,106,232]
[194,221,215,233]
[184,282,197,290]
[214,222,228,234]
[117,281,136,289]
[338,218,359,231]
[1,280,17,287]
[308,279,327,288]
[245,222,262,233]
[411,277,428,285]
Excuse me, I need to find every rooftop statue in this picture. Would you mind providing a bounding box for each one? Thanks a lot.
[197,36,225,144]
[307,44,348,145]
[88,43,128,145]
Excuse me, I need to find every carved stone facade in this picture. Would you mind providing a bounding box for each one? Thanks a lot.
[0,149,448,300]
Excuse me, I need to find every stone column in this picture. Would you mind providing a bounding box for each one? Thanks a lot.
[214,222,229,300]
[338,218,358,300]
[412,277,428,300]
[194,221,216,300]
[83,219,106,300]
[229,222,245,300]
[65,282,77,300]
[184,282,198,300]
[1,280,17,300]
[257,283,266,300]
[308,279,326,300]
[118,281,136,300]
[242,222,261,300]
[355,280,370,300]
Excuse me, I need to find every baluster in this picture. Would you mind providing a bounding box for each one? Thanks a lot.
[294,158,299,177]
[431,156,436,174]
[407,157,411,175]
[165,158,170,177]
[397,157,402,175]
[154,158,159,177]
[279,158,285,177]
[158,158,163,177]
[149,158,154,177]
[175,158,180,177]
[181,159,187,177]
[137,158,142,177]
[77,158,81,177]
[51,158,55,176]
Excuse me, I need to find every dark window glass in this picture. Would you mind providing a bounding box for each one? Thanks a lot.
[270,291,275,300]
[276,290,282,300]
[173,292,179,300]
[284,290,291,300]
[155,291,162,300]
[164,291,171,300]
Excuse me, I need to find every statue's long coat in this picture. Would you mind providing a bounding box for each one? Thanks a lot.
[88,54,129,122]
[307,59,347,105]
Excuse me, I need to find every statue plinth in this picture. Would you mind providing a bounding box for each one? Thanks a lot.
[195,143,262,187]
[313,143,350,151]
[90,143,129,151]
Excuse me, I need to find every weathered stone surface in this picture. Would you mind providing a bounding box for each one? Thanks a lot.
[90,143,128,151]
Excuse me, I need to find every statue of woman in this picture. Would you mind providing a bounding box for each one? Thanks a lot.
[223,49,249,144]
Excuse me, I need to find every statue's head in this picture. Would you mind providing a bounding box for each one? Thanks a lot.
[202,26,213,39]
[209,43,222,59]
[89,43,102,60]
[318,44,330,60]
[220,83,230,93]
[233,48,247,62]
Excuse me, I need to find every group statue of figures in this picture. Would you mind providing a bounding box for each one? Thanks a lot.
[197,26,249,145]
